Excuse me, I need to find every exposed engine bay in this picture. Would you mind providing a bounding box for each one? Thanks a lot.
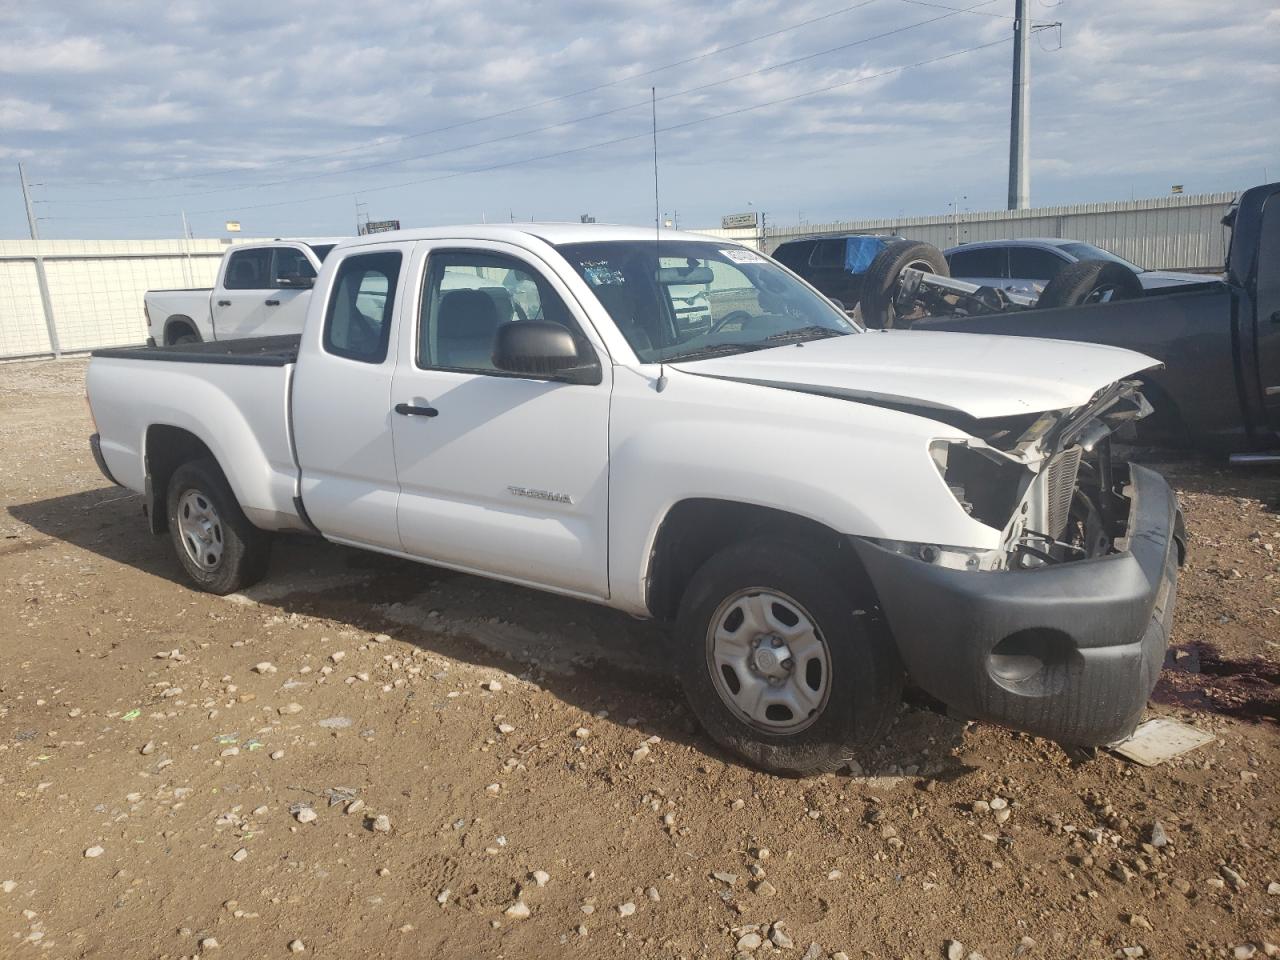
[891,381,1154,572]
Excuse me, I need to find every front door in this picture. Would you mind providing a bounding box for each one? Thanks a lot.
[1256,191,1280,433]
[390,242,612,598]
[263,246,318,336]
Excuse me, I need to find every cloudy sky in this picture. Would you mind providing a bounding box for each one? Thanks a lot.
[1,0,1276,239]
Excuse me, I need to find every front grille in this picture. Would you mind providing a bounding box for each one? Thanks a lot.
[1044,446,1083,539]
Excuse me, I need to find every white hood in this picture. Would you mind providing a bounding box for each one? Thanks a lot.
[671,330,1159,420]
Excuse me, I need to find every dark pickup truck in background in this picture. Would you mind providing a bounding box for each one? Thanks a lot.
[777,182,1280,458]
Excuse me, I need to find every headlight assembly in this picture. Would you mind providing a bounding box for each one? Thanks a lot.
[929,439,1034,530]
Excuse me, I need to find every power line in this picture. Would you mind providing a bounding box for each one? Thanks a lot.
[41,0,1001,206]
[46,0,884,188]
[40,36,1012,224]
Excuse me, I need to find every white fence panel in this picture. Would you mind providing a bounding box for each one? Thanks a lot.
[723,192,1240,271]
[0,259,52,357]
[0,238,243,359]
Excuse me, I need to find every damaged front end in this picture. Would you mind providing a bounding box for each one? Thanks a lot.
[924,380,1155,571]
[851,381,1188,746]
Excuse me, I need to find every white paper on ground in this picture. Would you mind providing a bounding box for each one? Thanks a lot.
[1109,717,1215,766]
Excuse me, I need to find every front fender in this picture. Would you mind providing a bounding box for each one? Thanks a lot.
[605,367,997,614]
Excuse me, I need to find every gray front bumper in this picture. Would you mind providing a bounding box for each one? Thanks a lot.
[852,463,1184,746]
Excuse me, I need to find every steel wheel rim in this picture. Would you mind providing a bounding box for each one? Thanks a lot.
[705,588,832,734]
[177,489,224,572]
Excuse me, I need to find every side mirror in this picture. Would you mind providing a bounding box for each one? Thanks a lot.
[492,321,601,385]
[278,273,315,289]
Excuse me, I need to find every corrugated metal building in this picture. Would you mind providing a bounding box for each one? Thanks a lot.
[695,191,1238,272]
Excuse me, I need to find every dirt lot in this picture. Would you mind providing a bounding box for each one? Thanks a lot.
[1,359,1277,960]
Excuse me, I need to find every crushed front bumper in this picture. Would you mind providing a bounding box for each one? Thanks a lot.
[851,463,1185,746]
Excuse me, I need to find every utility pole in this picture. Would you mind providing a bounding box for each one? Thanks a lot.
[1007,0,1030,210]
[18,162,61,357]
[180,210,195,286]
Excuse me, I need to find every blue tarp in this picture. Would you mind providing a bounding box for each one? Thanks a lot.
[844,236,887,275]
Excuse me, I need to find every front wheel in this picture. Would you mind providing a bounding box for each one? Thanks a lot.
[166,458,271,594]
[674,539,903,775]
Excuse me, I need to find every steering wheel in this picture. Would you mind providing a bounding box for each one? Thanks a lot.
[709,310,756,335]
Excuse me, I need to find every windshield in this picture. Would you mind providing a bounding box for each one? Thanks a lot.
[556,240,857,363]
[1059,242,1142,272]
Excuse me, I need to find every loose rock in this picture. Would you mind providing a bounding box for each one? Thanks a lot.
[504,900,530,920]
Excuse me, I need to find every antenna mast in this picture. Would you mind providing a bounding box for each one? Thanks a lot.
[651,87,669,393]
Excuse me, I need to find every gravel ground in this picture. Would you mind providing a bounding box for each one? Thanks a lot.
[1,358,1277,960]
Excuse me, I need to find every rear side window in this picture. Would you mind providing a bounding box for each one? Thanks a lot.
[947,247,1006,279]
[223,248,272,289]
[1009,247,1068,282]
[323,251,402,364]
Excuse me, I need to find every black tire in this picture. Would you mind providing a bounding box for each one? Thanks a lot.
[1037,260,1143,309]
[167,321,201,346]
[166,458,271,595]
[674,538,903,775]
[859,239,949,329]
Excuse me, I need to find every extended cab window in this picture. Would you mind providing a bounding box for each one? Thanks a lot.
[323,251,401,364]
[269,247,316,286]
[418,251,583,373]
[223,248,272,289]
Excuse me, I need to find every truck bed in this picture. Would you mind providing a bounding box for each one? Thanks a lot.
[87,341,305,534]
[93,334,301,366]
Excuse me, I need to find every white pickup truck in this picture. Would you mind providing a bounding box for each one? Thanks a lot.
[144,239,342,345]
[88,224,1185,774]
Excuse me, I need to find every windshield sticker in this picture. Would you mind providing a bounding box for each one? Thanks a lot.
[581,261,625,286]
[720,248,767,264]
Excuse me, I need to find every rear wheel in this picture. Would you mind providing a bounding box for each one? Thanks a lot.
[166,458,270,594]
[859,239,950,329]
[675,539,903,775]
[1037,260,1143,309]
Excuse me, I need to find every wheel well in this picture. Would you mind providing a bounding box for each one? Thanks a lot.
[645,499,875,621]
[164,316,197,344]
[145,425,216,533]
[1132,377,1191,447]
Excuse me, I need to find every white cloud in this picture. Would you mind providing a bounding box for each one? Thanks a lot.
[0,98,67,131]
[0,0,1275,238]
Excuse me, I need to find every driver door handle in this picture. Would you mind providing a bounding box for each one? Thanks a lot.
[216,300,231,307]
[265,299,280,306]
[395,403,438,418]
